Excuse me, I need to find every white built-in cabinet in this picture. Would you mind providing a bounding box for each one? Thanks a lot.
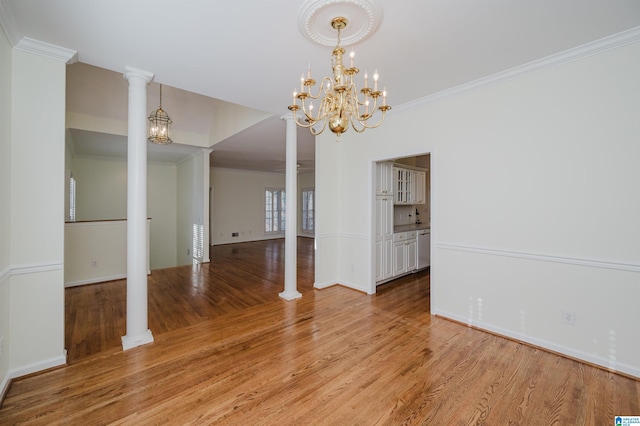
[375,161,427,285]
[375,161,393,196]
[413,170,426,204]
[375,161,395,283]
[392,231,417,276]
[393,167,412,204]
[393,166,426,205]
[375,195,394,282]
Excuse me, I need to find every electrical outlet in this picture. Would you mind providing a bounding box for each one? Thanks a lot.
[232,232,239,237]
[562,309,576,325]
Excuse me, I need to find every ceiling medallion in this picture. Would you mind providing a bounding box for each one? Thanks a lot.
[297,0,383,47]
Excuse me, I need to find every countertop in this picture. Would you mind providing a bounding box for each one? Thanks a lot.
[394,223,430,233]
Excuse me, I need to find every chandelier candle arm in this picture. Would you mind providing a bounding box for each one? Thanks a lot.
[288,16,390,138]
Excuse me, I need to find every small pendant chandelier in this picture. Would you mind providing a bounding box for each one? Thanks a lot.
[148,84,173,144]
[288,16,391,138]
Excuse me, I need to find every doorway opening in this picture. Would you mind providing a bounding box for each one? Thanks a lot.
[372,153,431,294]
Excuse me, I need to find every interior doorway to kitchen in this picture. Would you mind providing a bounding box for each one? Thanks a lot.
[372,153,431,294]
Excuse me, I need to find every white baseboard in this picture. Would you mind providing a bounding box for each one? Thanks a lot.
[433,308,640,379]
[314,280,337,290]
[65,270,154,287]
[0,370,10,403]
[65,274,127,287]
[314,280,371,294]
[8,353,67,381]
[1,353,67,401]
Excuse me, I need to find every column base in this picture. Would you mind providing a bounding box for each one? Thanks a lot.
[121,329,154,351]
[279,290,302,301]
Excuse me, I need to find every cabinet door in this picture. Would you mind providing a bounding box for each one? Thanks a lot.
[375,196,393,240]
[405,170,413,204]
[413,171,426,204]
[376,196,394,283]
[375,197,385,240]
[393,167,403,204]
[376,162,392,195]
[393,241,406,275]
[382,238,393,280]
[375,239,383,282]
[406,239,417,271]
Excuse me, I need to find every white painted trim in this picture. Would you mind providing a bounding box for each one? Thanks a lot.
[279,290,302,301]
[64,274,127,288]
[433,308,640,379]
[10,262,64,276]
[435,242,640,273]
[121,329,154,351]
[395,26,640,113]
[316,232,368,240]
[314,280,338,290]
[336,279,371,294]
[314,280,372,294]
[14,36,77,63]
[8,353,67,380]
[0,370,10,403]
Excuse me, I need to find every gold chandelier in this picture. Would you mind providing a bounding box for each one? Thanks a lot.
[288,17,390,137]
[148,84,173,144]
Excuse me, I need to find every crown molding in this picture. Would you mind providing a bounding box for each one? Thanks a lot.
[14,37,77,64]
[395,25,640,114]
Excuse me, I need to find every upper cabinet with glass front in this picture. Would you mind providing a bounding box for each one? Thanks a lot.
[393,166,426,205]
[393,167,413,204]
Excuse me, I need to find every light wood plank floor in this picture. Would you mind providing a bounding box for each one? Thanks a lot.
[1,238,638,425]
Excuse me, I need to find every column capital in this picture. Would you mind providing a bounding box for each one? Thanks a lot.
[281,112,295,122]
[123,66,154,84]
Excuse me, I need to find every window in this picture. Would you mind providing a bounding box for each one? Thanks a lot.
[192,223,204,265]
[265,188,286,233]
[302,189,314,232]
[69,174,76,222]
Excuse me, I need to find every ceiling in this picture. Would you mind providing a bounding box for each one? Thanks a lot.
[2,0,640,171]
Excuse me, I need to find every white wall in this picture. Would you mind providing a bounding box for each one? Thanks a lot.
[177,152,211,266]
[71,156,178,270]
[316,38,640,376]
[210,168,316,246]
[0,23,13,397]
[210,168,286,245]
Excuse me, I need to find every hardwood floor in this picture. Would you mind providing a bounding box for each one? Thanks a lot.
[64,238,315,363]
[1,238,639,424]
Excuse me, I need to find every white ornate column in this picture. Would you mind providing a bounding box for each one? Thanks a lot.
[122,66,154,350]
[280,113,302,300]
